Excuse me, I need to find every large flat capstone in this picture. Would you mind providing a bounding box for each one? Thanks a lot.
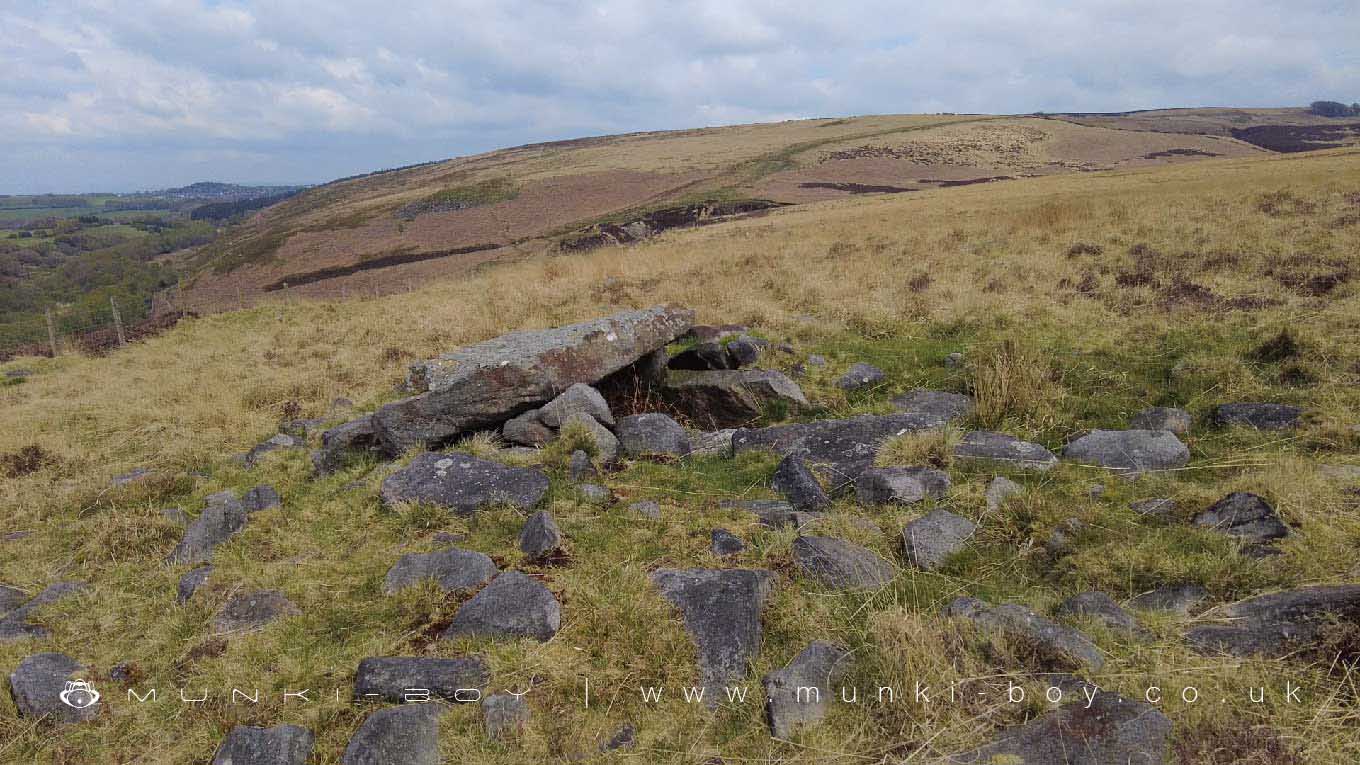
[370,306,694,453]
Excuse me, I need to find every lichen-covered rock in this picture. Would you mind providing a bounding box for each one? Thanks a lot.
[166,495,249,565]
[1186,584,1360,657]
[383,547,497,595]
[1054,591,1141,635]
[763,641,851,737]
[791,536,896,590]
[651,568,774,705]
[719,499,824,530]
[482,692,531,740]
[628,500,662,520]
[341,704,444,765]
[837,362,885,391]
[1128,584,1210,615]
[1213,402,1304,430]
[710,528,745,556]
[560,411,619,463]
[890,389,974,421]
[772,454,830,511]
[380,453,549,515]
[733,413,948,490]
[616,413,691,458]
[1193,492,1288,545]
[443,572,561,642]
[0,582,86,642]
[945,597,1105,671]
[518,510,563,558]
[312,416,380,475]
[538,383,615,428]
[1062,429,1190,473]
[212,724,314,765]
[984,476,1022,511]
[954,431,1057,471]
[177,566,213,604]
[213,590,300,633]
[502,410,553,446]
[353,656,489,703]
[689,428,735,457]
[948,690,1171,764]
[901,510,976,571]
[9,652,99,722]
[855,466,950,506]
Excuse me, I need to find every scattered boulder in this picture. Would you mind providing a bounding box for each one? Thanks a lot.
[948,690,1171,764]
[1187,584,1360,657]
[1128,584,1210,616]
[1054,592,1140,635]
[1192,492,1288,545]
[772,454,830,511]
[689,429,735,457]
[212,725,314,765]
[763,641,851,738]
[166,494,249,565]
[984,476,1023,511]
[616,413,691,458]
[837,362,885,391]
[560,411,619,463]
[627,500,661,520]
[8,652,99,723]
[341,704,444,765]
[213,590,299,633]
[733,413,949,490]
[243,484,281,513]
[720,499,824,530]
[901,510,976,571]
[855,466,950,506]
[373,306,693,453]
[568,450,597,482]
[1213,402,1304,431]
[177,566,213,603]
[1130,498,1177,518]
[664,369,808,428]
[890,389,974,421]
[312,417,380,475]
[944,352,965,368]
[242,433,306,468]
[710,529,745,556]
[946,597,1104,671]
[651,568,775,704]
[1062,429,1190,473]
[384,548,497,595]
[954,431,1057,471]
[0,582,86,641]
[443,572,561,642]
[354,656,489,703]
[538,383,615,428]
[791,536,896,590]
[483,692,530,740]
[519,511,564,558]
[380,453,549,515]
[502,411,553,447]
[1130,406,1192,434]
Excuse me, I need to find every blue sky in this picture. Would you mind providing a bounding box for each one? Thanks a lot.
[2,0,1356,193]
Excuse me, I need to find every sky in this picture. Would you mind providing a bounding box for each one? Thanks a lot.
[2,1,1357,194]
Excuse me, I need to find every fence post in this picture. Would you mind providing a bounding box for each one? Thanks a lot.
[110,296,127,347]
[46,308,59,358]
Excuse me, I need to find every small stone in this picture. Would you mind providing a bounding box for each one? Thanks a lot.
[313,416,380,475]
[166,496,249,565]
[353,656,489,703]
[483,692,531,740]
[772,454,830,512]
[944,597,1104,671]
[710,529,745,556]
[806,354,828,367]
[890,389,974,421]
[8,652,98,723]
[689,429,736,457]
[1213,402,1304,430]
[243,484,281,512]
[984,476,1023,511]
[1130,406,1192,434]
[1046,518,1087,556]
[1193,492,1288,545]
[837,362,885,391]
[954,431,1058,471]
[502,410,553,446]
[384,547,497,595]
[725,336,765,368]
[578,483,611,503]
[763,641,851,737]
[538,383,615,428]
[177,566,213,603]
[213,590,300,633]
[616,413,691,458]
[519,511,564,557]
[601,724,636,751]
[0,582,88,642]
[855,466,950,506]
[212,725,314,765]
[791,536,897,590]
[943,352,964,368]
[341,704,444,765]
[443,572,561,642]
[243,433,304,468]
[1062,429,1190,473]
[1054,591,1140,635]
[948,690,1170,764]
[568,450,597,482]
[380,453,550,515]
[720,499,823,530]
[901,509,976,571]
[1087,483,1106,500]
[1130,498,1177,518]
[560,411,619,464]
[628,500,662,520]
[1128,584,1210,616]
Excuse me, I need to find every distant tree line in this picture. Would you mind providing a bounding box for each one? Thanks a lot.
[190,191,299,221]
[1309,101,1360,118]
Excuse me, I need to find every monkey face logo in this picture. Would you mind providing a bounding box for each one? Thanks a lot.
[59,680,100,710]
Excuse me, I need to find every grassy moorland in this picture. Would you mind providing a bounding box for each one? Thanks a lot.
[2,147,1359,763]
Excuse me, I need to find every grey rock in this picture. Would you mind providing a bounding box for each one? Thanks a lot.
[177,566,213,603]
[667,341,733,371]
[243,433,304,468]
[902,510,976,571]
[1193,492,1288,545]
[341,704,444,765]
[354,656,489,703]
[280,417,327,439]
[945,597,1105,671]
[213,590,299,633]
[443,572,561,642]
[855,466,950,506]
[519,511,563,557]
[1128,584,1210,616]
[806,354,828,368]
[719,499,824,530]
[8,652,98,722]
[954,431,1058,471]
[1130,498,1177,517]
[577,483,611,503]
[483,692,530,740]
[772,454,830,511]
[1087,483,1106,500]
[710,529,745,556]
[568,450,597,482]
[763,641,852,737]
[628,500,662,520]
[689,429,735,457]
[651,568,775,705]
[1130,406,1192,435]
[374,306,693,453]
[664,369,809,428]
[725,336,765,368]
[502,410,553,446]
[947,690,1171,764]
[943,352,965,368]
[0,585,27,616]
[1046,518,1087,556]
[380,453,549,515]
[212,724,314,765]
[0,582,87,642]
[1062,429,1190,473]
[560,411,619,463]
[616,413,691,458]
[732,413,950,490]
[890,389,974,421]
[1054,591,1140,635]
[538,383,615,428]
[836,362,885,391]
[312,416,379,475]
[1213,402,1304,430]
[984,476,1023,511]
[243,484,281,513]
[792,536,896,590]
[384,547,497,595]
[1187,584,1360,657]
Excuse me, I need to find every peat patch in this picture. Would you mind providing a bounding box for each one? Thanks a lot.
[262,243,501,291]
[1231,123,1360,153]
[559,200,786,252]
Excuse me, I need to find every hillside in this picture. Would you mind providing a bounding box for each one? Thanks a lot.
[169,108,1360,311]
[2,142,1359,762]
